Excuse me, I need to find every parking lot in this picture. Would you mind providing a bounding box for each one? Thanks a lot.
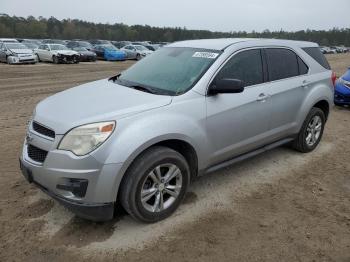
[0,54,350,262]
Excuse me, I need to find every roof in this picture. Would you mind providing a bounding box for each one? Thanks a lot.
[168,38,318,51]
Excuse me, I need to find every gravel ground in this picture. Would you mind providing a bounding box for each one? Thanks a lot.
[0,55,349,262]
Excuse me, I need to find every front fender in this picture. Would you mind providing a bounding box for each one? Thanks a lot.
[92,101,209,200]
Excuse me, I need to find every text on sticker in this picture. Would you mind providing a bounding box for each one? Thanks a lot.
[192,52,219,59]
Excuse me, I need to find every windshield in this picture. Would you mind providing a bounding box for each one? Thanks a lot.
[79,41,92,48]
[102,44,117,51]
[117,47,221,95]
[74,47,87,51]
[135,45,148,51]
[50,44,69,50]
[24,43,38,49]
[6,43,28,49]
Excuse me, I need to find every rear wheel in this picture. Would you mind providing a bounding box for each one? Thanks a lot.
[292,107,325,153]
[119,146,190,223]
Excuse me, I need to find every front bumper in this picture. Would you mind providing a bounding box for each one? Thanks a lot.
[57,54,80,63]
[19,158,114,221]
[8,55,37,64]
[19,123,124,221]
[334,83,350,105]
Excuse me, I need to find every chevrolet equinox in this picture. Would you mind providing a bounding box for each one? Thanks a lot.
[20,38,335,222]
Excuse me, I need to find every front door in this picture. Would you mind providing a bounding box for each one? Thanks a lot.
[206,49,272,166]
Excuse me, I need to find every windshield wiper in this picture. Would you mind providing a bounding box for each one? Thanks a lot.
[110,74,159,94]
[128,85,156,94]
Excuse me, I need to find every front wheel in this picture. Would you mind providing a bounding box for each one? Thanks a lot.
[292,107,325,153]
[52,56,59,64]
[119,146,190,223]
[6,56,13,64]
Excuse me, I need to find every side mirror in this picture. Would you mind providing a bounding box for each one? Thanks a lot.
[209,78,245,95]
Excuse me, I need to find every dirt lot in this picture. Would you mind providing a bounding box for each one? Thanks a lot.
[0,54,349,262]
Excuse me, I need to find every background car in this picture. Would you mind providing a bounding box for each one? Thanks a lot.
[334,68,350,106]
[66,40,94,51]
[0,41,37,64]
[121,44,153,59]
[92,44,126,61]
[73,47,97,62]
[35,44,80,64]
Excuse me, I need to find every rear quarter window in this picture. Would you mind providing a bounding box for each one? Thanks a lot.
[302,47,331,70]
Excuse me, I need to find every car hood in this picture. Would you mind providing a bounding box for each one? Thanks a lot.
[54,50,78,55]
[34,79,172,134]
[10,49,33,54]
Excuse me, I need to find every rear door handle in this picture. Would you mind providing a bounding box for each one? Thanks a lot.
[256,93,270,102]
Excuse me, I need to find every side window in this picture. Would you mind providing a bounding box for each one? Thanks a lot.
[265,48,299,81]
[215,49,264,87]
[297,57,309,75]
[0,43,3,50]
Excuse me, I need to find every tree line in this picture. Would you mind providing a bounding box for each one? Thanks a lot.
[0,14,349,46]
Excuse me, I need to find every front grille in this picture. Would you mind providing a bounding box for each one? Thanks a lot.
[32,121,55,139]
[27,144,48,163]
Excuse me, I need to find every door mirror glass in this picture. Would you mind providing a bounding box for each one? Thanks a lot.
[209,78,245,95]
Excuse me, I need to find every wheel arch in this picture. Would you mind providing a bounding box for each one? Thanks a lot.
[114,138,199,203]
[312,99,330,121]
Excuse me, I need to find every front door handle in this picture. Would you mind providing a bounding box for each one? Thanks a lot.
[301,80,310,88]
[256,93,270,102]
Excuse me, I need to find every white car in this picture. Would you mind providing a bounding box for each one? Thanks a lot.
[122,44,153,59]
[35,44,80,64]
[0,42,37,64]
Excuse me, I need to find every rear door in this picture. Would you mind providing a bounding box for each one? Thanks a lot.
[263,48,310,140]
[206,48,272,165]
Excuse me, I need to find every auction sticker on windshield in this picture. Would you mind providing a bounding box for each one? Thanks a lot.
[192,52,219,59]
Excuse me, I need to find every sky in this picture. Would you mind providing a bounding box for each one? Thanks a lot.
[1,0,349,32]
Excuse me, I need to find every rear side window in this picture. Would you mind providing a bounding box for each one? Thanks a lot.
[302,47,331,70]
[265,48,299,81]
[216,49,264,87]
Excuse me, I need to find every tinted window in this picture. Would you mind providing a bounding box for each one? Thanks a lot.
[266,49,299,81]
[216,49,264,87]
[298,57,309,75]
[302,47,331,70]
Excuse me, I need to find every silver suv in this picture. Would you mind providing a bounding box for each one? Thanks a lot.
[20,38,334,222]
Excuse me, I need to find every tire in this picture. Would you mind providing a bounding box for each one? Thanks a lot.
[52,56,59,64]
[119,146,190,223]
[6,56,12,65]
[292,107,325,153]
[136,54,141,61]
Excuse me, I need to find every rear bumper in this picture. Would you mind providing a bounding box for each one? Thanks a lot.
[19,158,115,221]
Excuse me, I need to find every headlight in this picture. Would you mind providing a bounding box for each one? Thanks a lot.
[58,121,115,156]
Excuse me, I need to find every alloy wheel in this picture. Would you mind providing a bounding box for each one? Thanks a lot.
[305,115,322,147]
[140,163,183,213]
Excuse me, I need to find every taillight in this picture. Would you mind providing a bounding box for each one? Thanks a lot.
[331,71,337,87]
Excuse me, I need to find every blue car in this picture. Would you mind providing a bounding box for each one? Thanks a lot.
[334,68,350,106]
[93,44,126,61]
